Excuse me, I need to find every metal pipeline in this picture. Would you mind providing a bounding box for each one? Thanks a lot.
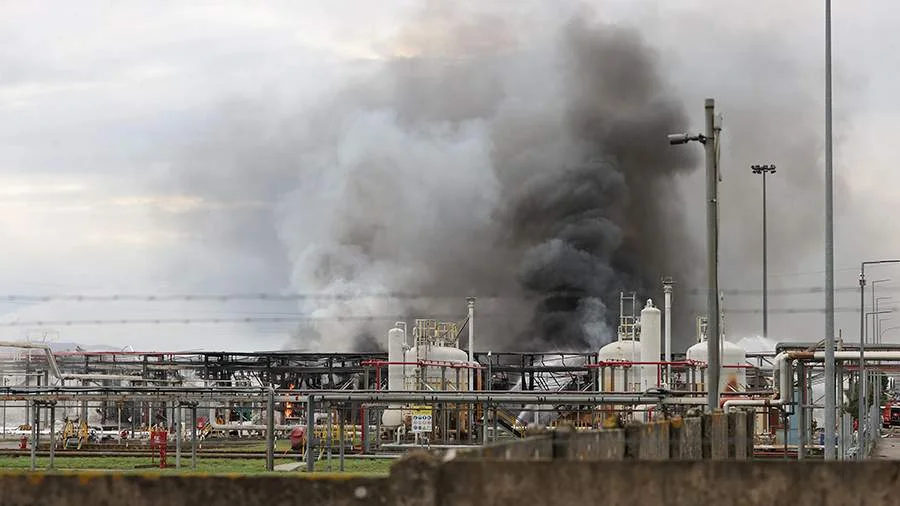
[0,341,145,383]
[724,351,900,413]
[207,420,295,432]
[723,352,791,412]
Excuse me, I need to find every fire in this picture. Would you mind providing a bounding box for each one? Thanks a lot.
[285,383,295,418]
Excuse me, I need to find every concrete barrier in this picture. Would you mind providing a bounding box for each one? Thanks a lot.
[565,430,625,460]
[6,455,900,506]
[432,459,900,506]
[473,435,553,460]
[0,472,389,506]
[670,416,703,459]
[729,410,748,460]
[625,421,669,460]
[702,411,729,459]
[468,412,749,462]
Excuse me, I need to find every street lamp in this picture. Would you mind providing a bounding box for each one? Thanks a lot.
[875,295,892,343]
[881,325,900,342]
[668,98,720,413]
[858,260,900,460]
[864,308,892,446]
[751,164,776,339]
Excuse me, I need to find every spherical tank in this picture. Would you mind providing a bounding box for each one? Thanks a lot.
[404,345,470,391]
[382,326,406,427]
[597,339,641,392]
[686,339,747,394]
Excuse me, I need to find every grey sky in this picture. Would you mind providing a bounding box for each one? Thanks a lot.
[0,0,895,351]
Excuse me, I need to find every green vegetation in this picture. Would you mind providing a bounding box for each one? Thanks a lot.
[0,455,394,475]
[202,440,294,453]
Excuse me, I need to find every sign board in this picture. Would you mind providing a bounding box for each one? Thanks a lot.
[410,405,433,434]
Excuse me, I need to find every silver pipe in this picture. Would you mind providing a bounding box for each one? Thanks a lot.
[663,279,673,385]
[307,391,663,404]
[467,297,476,388]
[0,341,140,383]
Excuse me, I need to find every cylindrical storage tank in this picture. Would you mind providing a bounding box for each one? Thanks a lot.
[381,325,406,427]
[640,299,661,391]
[404,345,470,391]
[597,339,641,392]
[686,339,747,396]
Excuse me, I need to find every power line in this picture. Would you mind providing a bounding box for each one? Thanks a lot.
[0,304,886,328]
[0,293,503,303]
[0,314,466,328]
[0,284,892,303]
[722,306,898,315]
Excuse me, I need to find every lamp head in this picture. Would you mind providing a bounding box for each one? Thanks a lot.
[667,133,690,145]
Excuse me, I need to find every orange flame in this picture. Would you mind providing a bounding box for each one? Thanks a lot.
[285,383,296,418]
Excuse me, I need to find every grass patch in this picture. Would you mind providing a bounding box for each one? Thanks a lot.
[0,456,394,475]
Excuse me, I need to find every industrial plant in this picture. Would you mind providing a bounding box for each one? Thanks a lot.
[0,277,885,471]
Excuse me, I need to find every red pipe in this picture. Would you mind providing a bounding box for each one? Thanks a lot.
[361,360,485,369]
[589,360,698,368]
[53,351,187,356]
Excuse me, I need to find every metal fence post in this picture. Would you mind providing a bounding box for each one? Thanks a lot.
[266,387,275,471]
[306,395,316,473]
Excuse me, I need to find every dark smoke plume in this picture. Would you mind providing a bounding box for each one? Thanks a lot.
[167,4,700,352]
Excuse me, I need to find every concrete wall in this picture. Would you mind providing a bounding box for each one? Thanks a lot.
[0,472,390,506]
[5,455,900,506]
[431,459,900,506]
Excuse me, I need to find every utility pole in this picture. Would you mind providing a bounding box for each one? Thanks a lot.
[704,98,720,412]
[859,270,867,460]
[751,164,776,339]
[667,98,721,413]
[823,0,836,460]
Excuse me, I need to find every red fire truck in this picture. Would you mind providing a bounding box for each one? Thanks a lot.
[882,402,900,428]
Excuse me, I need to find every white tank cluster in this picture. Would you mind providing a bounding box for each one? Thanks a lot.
[597,291,747,399]
[381,319,472,427]
[597,299,661,392]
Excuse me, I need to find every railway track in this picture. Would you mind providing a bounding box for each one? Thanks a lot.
[0,449,291,459]
[0,447,389,459]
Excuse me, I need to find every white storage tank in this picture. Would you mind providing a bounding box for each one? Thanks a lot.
[404,344,470,391]
[686,337,747,395]
[639,299,661,391]
[597,335,641,392]
[381,324,406,427]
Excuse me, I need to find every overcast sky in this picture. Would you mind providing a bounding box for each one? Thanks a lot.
[0,0,896,352]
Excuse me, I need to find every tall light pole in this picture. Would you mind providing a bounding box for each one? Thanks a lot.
[863,308,892,448]
[874,294,891,441]
[823,0,837,461]
[858,260,900,460]
[751,164,776,339]
[668,99,720,412]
